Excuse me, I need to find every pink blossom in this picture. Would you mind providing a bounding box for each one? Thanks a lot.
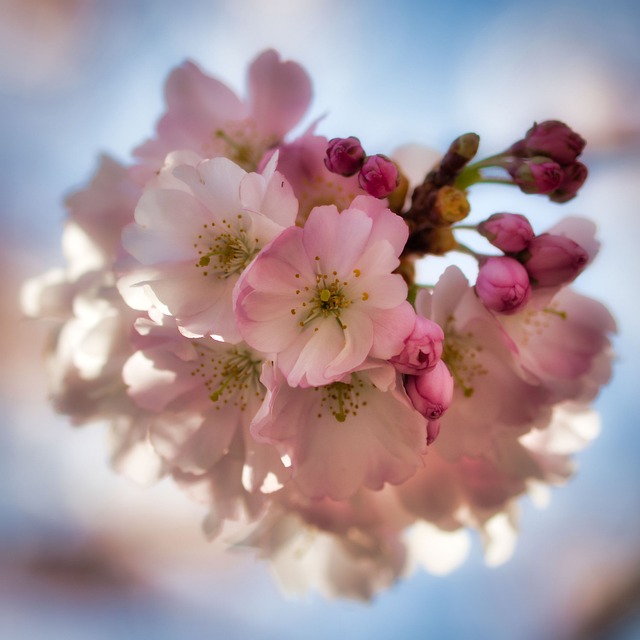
[415,267,554,460]
[171,426,282,539]
[252,507,407,599]
[251,363,425,500]
[21,158,164,487]
[121,153,298,342]
[358,154,399,198]
[476,256,531,314]
[123,316,264,472]
[477,213,534,253]
[497,288,616,403]
[523,234,588,287]
[324,136,366,176]
[405,360,453,422]
[549,161,588,203]
[234,196,415,387]
[133,49,312,178]
[508,157,564,195]
[65,155,141,266]
[390,314,444,374]
[405,360,454,445]
[264,131,362,224]
[521,120,586,165]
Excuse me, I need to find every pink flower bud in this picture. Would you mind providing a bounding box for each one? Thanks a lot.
[477,213,535,253]
[476,256,531,314]
[549,161,588,203]
[405,360,454,427]
[523,234,588,286]
[426,419,441,446]
[523,120,586,165]
[390,315,444,375]
[358,154,399,198]
[324,136,366,176]
[508,157,564,195]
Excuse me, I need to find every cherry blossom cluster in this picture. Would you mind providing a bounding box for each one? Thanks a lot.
[22,50,615,599]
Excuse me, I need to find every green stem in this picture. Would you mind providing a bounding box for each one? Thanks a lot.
[474,177,514,186]
[454,242,482,261]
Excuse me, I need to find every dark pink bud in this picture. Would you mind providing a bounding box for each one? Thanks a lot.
[523,120,586,165]
[390,315,444,375]
[523,234,588,286]
[549,162,588,203]
[509,157,564,195]
[358,154,399,198]
[478,213,535,253]
[405,360,454,428]
[476,256,531,314]
[324,136,366,176]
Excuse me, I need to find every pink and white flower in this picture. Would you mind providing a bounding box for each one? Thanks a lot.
[417,267,554,460]
[234,195,416,386]
[122,152,298,342]
[251,363,426,500]
[133,49,312,178]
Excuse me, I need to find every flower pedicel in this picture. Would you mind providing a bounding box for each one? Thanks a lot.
[22,50,615,599]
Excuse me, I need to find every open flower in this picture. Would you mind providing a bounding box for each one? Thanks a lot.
[234,195,416,386]
[133,49,312,178]
[251,363,426,500]
[121,152,298,342]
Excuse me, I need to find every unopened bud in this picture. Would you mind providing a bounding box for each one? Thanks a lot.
[509,157,564,195]
[358,154,399,198]
[452,133,481,161]
[549,162,588,203]
[433,185,470,224]
[478,213,534,253]
[523,234,588,286]
[434,133,480,184]
[391,315,444,375]
[324,136,366,176]
[405,360,454,428]
[523,120,586,165]
[476,256,531,314]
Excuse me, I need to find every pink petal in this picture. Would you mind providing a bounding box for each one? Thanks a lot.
[302,205,374,277]
[247,50,312,139]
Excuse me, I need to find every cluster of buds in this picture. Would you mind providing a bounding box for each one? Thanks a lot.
[400,134,479,257]
[390,316,451,444]
[474,212,589,313]
[324,136,400,199]
[453,121,587,202]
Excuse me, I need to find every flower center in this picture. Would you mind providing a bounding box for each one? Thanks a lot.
[210,122,277,172]
[516,303,567,346]
[194,215,260,279]
[441,315,488,398]
[191,343,263,410]
[314,378,368,423]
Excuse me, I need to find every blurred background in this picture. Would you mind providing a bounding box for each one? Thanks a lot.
[1,0,639,638]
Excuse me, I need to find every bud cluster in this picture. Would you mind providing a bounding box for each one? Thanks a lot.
[324,136,400,199]
[507,121,588,201]
[390,315,452,445]
[475,212,589,313]
[444,120,588,204]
